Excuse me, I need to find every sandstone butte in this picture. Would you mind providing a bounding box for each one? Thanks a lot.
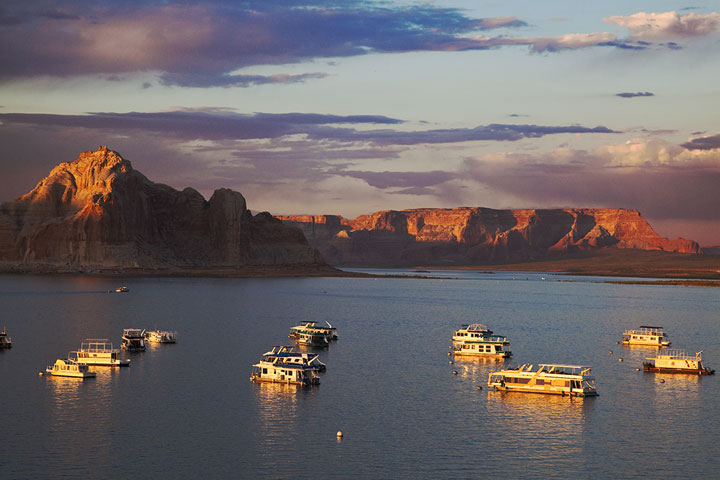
[0,146,329,275]
[277,208,701,267]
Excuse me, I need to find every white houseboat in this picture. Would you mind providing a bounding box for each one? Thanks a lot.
[0,327,11,349]
[289,321,337,342]
[72,339,129,367]
[643,350,715,375]
[121,329,146,351]
[45,358,96,379]
[144,330,178,344]
[263,345,327,371]
[621,326,671,347]
[452,324,512,358]
[250,360,320,385]
[488,364,598,397]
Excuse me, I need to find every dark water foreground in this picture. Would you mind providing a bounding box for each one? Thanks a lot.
[1,271,719,479]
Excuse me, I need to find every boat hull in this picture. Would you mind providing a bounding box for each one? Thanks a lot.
[45,368,96,378]
[250,374,318,386]
[642,363,715,375]
[491,385,597,397]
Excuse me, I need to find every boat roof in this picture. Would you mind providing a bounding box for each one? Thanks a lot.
[459,323,491,331]
[638,325,664,329]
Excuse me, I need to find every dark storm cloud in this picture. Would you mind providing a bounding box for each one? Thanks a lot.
[0,111,616,145]
[616,91,655,98]
[681,133,720,150]
[0,1,529,83]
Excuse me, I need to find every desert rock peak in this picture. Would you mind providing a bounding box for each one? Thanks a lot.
[0,147,325,272]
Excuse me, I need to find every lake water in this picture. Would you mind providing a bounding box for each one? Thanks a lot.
[2,271,719,479]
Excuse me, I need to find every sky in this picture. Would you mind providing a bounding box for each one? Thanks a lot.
[1,0,719,245]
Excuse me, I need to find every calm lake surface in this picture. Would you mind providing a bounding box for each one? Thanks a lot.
[2,271,719,479]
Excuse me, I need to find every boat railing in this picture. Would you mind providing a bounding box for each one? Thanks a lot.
[654,349,701,360]
[625,327,665,336]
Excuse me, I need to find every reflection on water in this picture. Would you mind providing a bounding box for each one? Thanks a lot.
[485,390,592,466]
[453,355,510,384]
[252,382,319,463]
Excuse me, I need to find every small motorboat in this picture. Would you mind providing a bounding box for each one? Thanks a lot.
[0,327,11,349]
[45,358,96,379]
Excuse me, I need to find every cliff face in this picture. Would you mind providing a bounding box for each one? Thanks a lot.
[0,147,325,271]
[278,207,700,266]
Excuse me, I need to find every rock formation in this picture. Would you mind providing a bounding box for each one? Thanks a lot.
[0,147,326,273]
[278,208,701,266]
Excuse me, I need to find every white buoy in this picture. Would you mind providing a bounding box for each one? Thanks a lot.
[449,360,453,364]
[336,430,343,438]
[609,350,613,354]
[618,358,623,362]
[477,386,482,390]
[452,370,458,375]
[38,372,44,376]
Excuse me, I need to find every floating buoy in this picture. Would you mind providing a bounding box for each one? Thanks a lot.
[38,372,44,376]
[452,370,458,375]
[336,430,343,438]
[635,368,640,371]
[616,341,620,345]
[447,352,452,356]
[618,358,623,362]
[449,360,454,364]
[477,386,482,390]
[609,350,613,355]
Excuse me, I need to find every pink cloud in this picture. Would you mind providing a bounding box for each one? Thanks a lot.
[604,11,720,41]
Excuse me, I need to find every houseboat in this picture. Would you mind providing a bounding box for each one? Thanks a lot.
[144,330,178,344]
[643,350,715,375]
[621,326,671,347]
[45,358,96,379]
[263,345,327,371]
[0,327,11,349]
[250,360,320,386]
[488,363,598,397]
[289,321,337,342]
[72,339,129,366]
[121,329,146,351]
[452,324,512,358]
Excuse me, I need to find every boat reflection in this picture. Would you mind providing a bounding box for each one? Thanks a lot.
[452,355,510,383]
[486,389,591,454]
[252,382,319,453]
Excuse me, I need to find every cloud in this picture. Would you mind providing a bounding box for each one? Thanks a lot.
[459,138,720,222]
[0,2,529,83]
[0,111,616,145]
[332,170,456,189]
[681,133,720,150]
[604,11,720,41]
[159,72,330,88]
[616,91,655,98]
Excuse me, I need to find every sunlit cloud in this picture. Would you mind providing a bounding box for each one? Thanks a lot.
[604,11,720,41]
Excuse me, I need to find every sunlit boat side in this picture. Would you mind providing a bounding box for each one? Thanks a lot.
[0,327,11,349]
[45,358,96,378]
[144,330,178,344]
[643,350,715,375]
[289,321,337,342]
[452,324,512,358]
[262,345,327,371]
[72,339,130,366]
[121,329,146,351]
[250,360,320,385]
[621,326,671,347]
[488,364,598,397]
